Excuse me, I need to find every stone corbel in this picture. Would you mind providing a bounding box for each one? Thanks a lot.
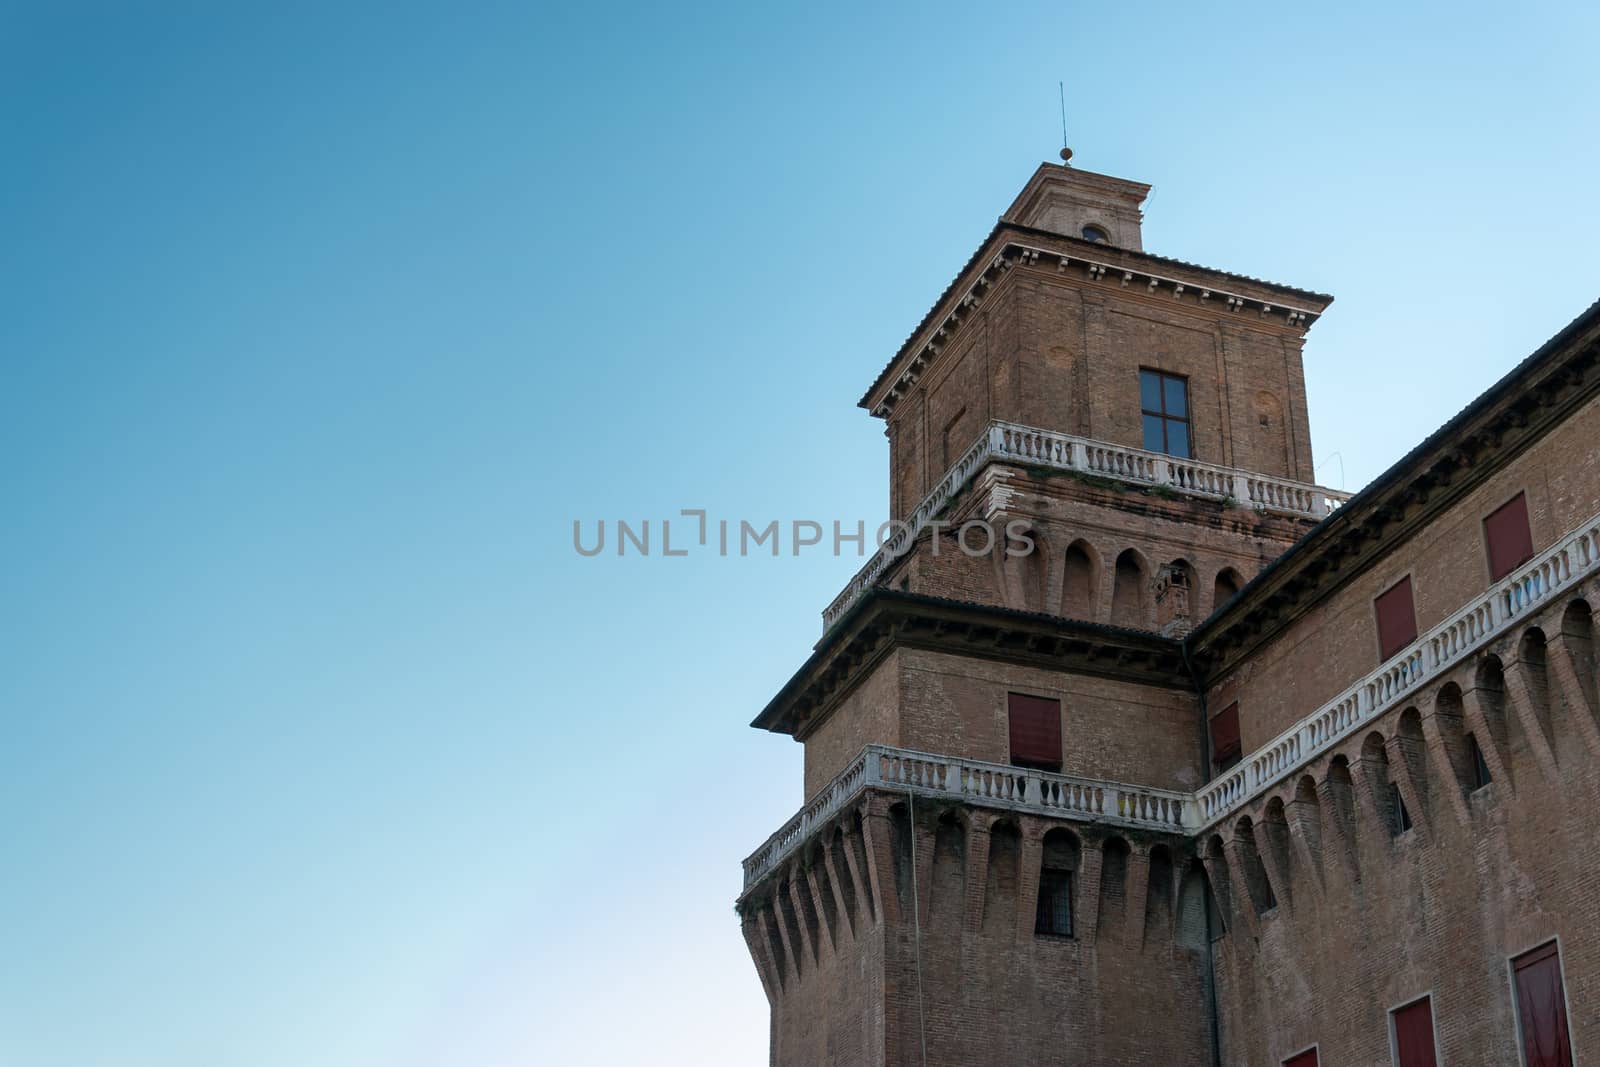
[1500,652,1561,781]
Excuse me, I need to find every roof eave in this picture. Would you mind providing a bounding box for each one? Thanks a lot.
[1185,296,1600,671]
[858,222,1334,415]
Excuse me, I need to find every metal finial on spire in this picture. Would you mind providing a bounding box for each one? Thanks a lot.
[1057,82,1073,165]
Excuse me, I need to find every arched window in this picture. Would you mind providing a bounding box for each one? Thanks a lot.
[1097,836,1130,933]
[1019,525,1049,612]
[1111,549,1148,628]
[1061,540,1097,619]
[1081,224,1109,243]
[1213,568,1243,611]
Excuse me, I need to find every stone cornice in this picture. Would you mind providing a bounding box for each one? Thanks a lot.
[860,222,1334,417]
[753,589,1189,740]
[1187,298,1600,680]
[1003,163,1153,216]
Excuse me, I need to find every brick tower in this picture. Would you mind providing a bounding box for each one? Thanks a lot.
[735,155,1349,1066]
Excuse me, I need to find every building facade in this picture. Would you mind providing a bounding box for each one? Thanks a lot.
[736,154,1600,1066]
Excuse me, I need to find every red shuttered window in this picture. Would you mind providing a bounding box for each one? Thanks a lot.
[1513,941,1573,1067]
[1211,702,1241,771]
[1375,576,1418,661]
[1485,492,1535,581]
[1392,996,1437,1067]
[1284,1049,1319,1067]
[1008,693,1061,771]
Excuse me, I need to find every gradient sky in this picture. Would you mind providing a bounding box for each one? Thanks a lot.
[4,3,1599,1065]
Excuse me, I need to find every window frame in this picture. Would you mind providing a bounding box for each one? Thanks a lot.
[1139,368,1193,459]
[1210,701,1242,773]
[1387,992,1440,1067]
[1033,866,1075,938]
[1507,937,1576,1067]
[1006,690,1063,772]
[1484,490,1536,582]
[1374,574,1420,662]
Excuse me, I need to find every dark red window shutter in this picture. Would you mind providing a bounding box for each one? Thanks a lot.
[1513,941,1573,1067]
[1485,492,1535,581]
[1008,693,1061,771]
[1375,577,1418,661]
[1211,702,1241,768]
[1393,997,1437,1067]
[1283,1049,1318,1067]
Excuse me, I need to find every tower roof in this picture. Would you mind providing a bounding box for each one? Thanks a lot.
[1001,161,1152,250]
[856,213,1335,415]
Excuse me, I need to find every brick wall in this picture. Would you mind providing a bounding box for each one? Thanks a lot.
[885,263,1319,518]
[1209,391,1600,757]
[800,645,1202,801]
[804,651,902,799]
[746,160,1600,1067]
[743,797,1216,1067]
[1202,575,1600,1064]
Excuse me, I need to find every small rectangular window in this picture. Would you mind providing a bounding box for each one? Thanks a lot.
[1512,941,1573,1067]
[1391,995,1437,1067]
[1211,702,1241,771]
[1139,369,1192,459]
[1485,492,1535,581]
[1283,1048,1319,1067]
[1008,692,1062,772]
[1375,577,1419,661]
[1034,868,1073,937]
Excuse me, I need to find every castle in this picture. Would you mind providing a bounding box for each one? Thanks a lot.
[735,153,1599,1066]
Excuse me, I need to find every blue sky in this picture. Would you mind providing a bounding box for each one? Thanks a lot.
[3,2,1598,1064]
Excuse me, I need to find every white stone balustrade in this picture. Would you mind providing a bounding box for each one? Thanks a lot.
[1195,507,1600,826]
[749,511,1600,893]
[821,420,1350,631]
[741,745,1197,892]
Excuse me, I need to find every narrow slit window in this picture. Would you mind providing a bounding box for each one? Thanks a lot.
[1390,781,1413,836]
[1468,733,1492,791]
[1140,369,1192,458]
